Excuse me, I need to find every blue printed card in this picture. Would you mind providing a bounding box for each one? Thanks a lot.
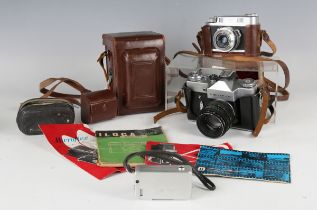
[195,146,291,183]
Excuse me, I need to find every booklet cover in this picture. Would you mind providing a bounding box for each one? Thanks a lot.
[40,124,125,180]
[96,127,168,167]
[195,146,291,183]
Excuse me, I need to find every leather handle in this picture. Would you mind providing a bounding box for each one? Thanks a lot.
[97,51,112,88]
[39,77,90,105]
[40,78,72,98]
[165,56,171,65]
[154,90,187,123]
[201,25,212,55]
[260,30,277,57]
[192,42,202,53]
[265,77,289,101]
[252,87,270,137]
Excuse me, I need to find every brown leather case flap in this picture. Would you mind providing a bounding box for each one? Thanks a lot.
[81,90,117,124]
[102,31,163,44]
[123,47,161,109]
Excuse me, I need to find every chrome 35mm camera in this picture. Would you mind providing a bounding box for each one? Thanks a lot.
[205,13,261,56]
[184,69,260,138]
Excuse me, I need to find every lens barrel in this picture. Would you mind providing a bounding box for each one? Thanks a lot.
[213,27,241,52]
[216,34,230,49]
[196,100,235,138]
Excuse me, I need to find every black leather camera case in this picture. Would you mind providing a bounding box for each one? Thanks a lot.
[16,98,75,135]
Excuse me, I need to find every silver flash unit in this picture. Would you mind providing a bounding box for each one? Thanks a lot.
[134,165,192,200]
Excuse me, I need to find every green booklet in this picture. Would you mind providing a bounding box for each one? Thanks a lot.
[96,127,168,167]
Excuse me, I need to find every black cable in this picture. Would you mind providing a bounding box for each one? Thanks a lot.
[123,150,216,191]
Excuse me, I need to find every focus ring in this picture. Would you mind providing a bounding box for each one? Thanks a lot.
[196,100,235,138]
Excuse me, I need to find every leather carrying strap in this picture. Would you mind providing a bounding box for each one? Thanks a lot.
[97,51,112,88]
[153,91,187,123]
[201,25,212,55]
[165,56,171,65]
[252,87,270,137]
[39,77,90,105]
[221,55,289,101]
[172,51,290,101]
[265,77,289,101]
[260,30,277,57]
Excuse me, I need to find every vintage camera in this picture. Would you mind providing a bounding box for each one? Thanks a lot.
[134,165,192,200]
[184,69,260,138]
[204,13,261,56]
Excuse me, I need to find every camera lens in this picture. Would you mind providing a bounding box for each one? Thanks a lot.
[216,34,230,49]
[196,100,235,138]
[213,27,241,52]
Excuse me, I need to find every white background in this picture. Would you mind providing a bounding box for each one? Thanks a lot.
[1,0,316,210]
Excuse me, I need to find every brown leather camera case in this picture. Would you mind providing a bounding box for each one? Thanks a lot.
[200,24,261,57]
[102,31,165,115]
[81,90,118,124]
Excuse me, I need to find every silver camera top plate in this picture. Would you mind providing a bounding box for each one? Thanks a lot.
[207,13,259,27]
